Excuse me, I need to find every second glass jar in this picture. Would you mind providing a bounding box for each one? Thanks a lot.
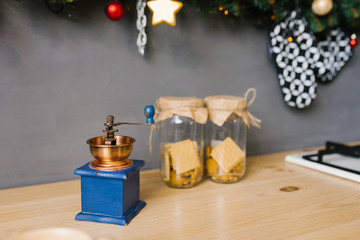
[205,118,246,183]
[204,91,260,184]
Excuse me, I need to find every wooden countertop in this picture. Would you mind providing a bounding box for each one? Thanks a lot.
[1,146,360,240]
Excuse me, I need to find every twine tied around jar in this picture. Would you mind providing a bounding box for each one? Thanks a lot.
[204,88,261,128]
[149,97,208,154]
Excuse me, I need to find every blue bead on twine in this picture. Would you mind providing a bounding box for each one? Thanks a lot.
[144,105,155,124]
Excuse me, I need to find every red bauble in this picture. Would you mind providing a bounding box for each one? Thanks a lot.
[350,38,358,48]
[105,1,124,21]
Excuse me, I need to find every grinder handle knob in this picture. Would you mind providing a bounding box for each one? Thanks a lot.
[144,105,155,124]
[106,115,114,123]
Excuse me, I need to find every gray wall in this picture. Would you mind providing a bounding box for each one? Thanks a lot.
[1,0,359,189]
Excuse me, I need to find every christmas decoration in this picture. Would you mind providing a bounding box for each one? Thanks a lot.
[312,0,333,16]
[43,0,360,34]
[270,10,318,109]
[270,10,354,108]
[40,0,360,60]
[314,28,352,83]
[105,1,124,21]
[350,34,358,48]
[191,0,360,34]
[147,0,183,27]
[136,0,147,56]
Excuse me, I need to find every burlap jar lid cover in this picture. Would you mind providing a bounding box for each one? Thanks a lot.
[204,88,261,128]
[149,97,207,154]
[154,96,208,124]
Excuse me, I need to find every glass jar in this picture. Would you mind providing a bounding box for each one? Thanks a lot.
[155,97,208,188]
[205,119,246,183]
[204,89,261,183]
[159,116,204,188]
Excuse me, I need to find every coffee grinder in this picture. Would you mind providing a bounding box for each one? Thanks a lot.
[74,106,155,226]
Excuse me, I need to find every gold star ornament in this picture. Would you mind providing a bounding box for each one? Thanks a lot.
[147,0,183,27]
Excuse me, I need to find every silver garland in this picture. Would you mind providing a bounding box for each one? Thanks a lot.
[136,0,147,56]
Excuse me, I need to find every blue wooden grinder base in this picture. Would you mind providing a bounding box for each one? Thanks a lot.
[74,160,145,226]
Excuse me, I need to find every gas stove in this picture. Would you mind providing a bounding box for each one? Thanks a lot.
[286,141,360,183]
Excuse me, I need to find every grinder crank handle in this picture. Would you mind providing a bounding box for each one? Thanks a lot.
[106,105,155,127]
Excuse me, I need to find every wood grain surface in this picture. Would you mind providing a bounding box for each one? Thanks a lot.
[1,146,360,240]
